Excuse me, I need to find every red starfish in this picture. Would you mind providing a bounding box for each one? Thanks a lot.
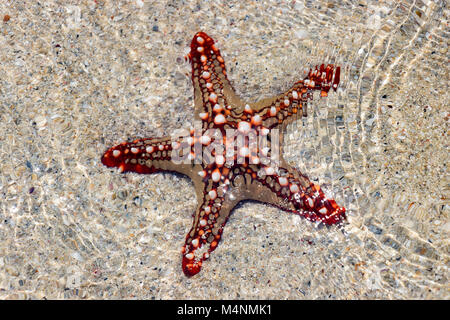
[102,32,345,276]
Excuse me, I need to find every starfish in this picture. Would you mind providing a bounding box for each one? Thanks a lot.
[101,32,345,276]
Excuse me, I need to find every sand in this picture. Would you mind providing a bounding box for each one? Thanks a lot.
[0,0,448,299]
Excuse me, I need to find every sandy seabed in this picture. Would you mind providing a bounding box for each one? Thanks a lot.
[0,0,448,299]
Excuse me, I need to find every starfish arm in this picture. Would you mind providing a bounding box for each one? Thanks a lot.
[250,64,341,129]
[182,186,238,276]
[101,137,172,174]
[250,163,346,225]
[101,136,199,176]
[187,32,244,122]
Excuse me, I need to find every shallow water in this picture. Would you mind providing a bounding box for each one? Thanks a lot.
[0,0,448,299]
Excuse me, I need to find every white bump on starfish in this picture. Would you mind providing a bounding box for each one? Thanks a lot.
[290,184,300,193]
[158,145,164,151]
[270,106,277,116]
[213,104,222,113]
[206,82,213,89]
[208,189,217,200]
[187,136,194,145]
[202,71,211,79]
[306,196,314,208]
[199,219,207,226]
[237,121,251,133]
[209,92,218,103]
[251,156,260,164]
[319,207,328,214]
[198,170,206,178]
[292,90,298,99]
[200,55,207,63]
[131,147,139,154]
[145,146,154,153]
[185,253,194,260]
[215,154,225,166]
[214,114,226,125]
[278,177,288,186]
[200,135,211,145]
[204,206,211,214]
[118,164,125,173]
[244,104,252,113]
[196,36,205,44]
[191,238,199,247]
[197,46,204,53]
[284,99,290,106]
[211,168,221,182]
[199,112,209,120]
[251,114,262,126]
[113,150,121,157]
